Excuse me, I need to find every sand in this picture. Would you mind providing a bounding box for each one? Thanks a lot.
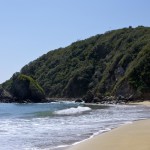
[129,100,150,106]
[67,119,150,150]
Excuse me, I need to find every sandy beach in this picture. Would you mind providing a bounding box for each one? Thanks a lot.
[67,101,150,150]
[129,100,150,106]
[67,119,150,150]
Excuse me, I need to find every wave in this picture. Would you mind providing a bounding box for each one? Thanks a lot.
[54,106,91,115]
[52,144,70,150]
[72,127,112,146]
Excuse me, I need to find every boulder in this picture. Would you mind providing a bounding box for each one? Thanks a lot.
[0,87,13,102]
[8,73,45,103]
[82,91,94,103]
[75,99,83,103]
[92,97,100,103]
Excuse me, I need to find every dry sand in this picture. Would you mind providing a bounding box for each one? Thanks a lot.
[67,119,150,150]
[129,100,150,106]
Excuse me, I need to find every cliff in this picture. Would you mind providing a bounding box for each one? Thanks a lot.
[2,26,150,101]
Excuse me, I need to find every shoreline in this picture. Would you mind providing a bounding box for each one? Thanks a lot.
[66,101,150,150]
[67,119,150,150]
[128,100,150,106]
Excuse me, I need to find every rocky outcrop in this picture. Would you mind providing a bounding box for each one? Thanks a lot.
[3,73,45,103]
[0,86,13,102]
[82,90,136,104]
[75,99,84,103]
[82,91,94,103]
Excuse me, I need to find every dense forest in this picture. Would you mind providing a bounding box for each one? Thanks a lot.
[2,26,150,101]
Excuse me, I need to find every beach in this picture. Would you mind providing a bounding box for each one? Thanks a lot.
[129,101,150,106]
[0,101,150,150]
[67,101,150,150]
[67,119,150,150]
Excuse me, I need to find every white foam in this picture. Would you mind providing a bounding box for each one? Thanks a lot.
[54,145,69,148]
[123,121,133,124]
[72,128,112,146]
[90,128,111,138]
[54,106,91,115]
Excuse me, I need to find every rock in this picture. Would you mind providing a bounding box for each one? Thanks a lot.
[117,95,126,100]
[92,97,100,103]
[75,99,83,103]
[96,93,104,99]
[9,73,45,103]
[127,95,134,101]
[0,86,13,103]
[82,91,94,103]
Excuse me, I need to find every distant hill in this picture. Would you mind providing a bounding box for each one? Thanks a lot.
[2,26,150,101]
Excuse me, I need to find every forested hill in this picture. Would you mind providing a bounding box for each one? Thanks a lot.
[2,26,150,100]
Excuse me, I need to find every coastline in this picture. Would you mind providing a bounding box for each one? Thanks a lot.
[128,100,150,106]
[0,100,149,149]
[67,119,150,150]
[66,101,150,150]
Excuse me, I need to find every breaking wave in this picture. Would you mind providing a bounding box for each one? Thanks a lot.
[54,106,91,115]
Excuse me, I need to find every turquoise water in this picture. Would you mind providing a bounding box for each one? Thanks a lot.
[0,102,150,150]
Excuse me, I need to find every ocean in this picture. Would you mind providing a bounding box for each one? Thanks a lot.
[0,101,150,150]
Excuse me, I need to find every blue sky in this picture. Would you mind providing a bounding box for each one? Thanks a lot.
[0,0,150,83]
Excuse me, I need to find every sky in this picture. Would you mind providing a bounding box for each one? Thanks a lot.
[0,0,150,83]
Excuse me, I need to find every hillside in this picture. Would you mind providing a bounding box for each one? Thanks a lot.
[2,26,150,101]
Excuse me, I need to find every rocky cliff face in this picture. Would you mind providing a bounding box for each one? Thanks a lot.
[0,86,12,102]
[1,73,45,103]
[2,26,150,100]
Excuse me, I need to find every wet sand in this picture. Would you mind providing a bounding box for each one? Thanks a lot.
[67,119,150,150]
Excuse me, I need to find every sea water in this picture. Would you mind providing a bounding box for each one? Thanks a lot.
[0,102,150,150]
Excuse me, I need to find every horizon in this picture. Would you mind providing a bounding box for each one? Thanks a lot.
[0,0,150,84]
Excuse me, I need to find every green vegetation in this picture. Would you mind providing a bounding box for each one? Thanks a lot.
[3,73,45,102]
[2,26,150,99]
[127,44,150,97]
